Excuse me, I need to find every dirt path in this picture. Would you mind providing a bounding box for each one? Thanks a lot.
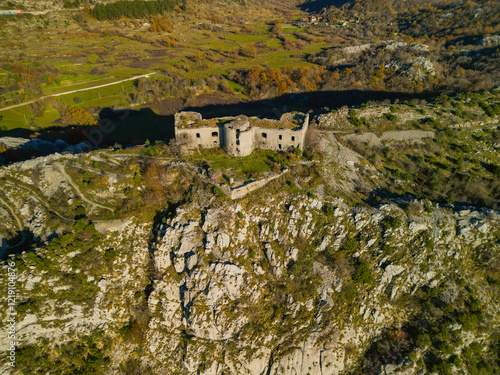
[5,179,131,225]
[0,195,26,249]
[54,162,114,212]
[0,72,157,112]
[111,153,177,161]
[4,181,75,223]
[0,7,84,16]
[66,160,135,178]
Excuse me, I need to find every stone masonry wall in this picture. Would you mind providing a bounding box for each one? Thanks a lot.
[176,127,223,150]
[222,170,288,199]
[175,112,309,156]
[224,126,255,157]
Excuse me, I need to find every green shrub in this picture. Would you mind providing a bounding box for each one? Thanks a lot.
[478,100,498,117]
[73,218,95,233]
[435,361,453,375]
[322,204,336,217]
[451,355,461,367]
[457,311,482,331]
[63,0,81,9]
[462,342,499,375]
[212,185,226,198]
[381,244,393,255]
[17,329,111,374]
[23,252,50,270]
[16,299,39,315]
[436,341,454,355]
[104,248,117,262]
[404,100,417,108]
[382,147,391,158]
[348,109,364,127]
[416,333,431,348]
[123,187,133,198]
[423,117,441,127]
[82,171,91,185]
[349,115,363,127]
[381,215,402,230]
[427,287,438,298]
[74,205,87,219]
[56,273,99,306]
[339,282,357,302]
[353,260,373,284]
[485,163,500,176]
[385,113,397,122]
[341,237,358,254]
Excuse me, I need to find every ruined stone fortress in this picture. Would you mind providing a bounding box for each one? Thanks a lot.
[174,111,309,157]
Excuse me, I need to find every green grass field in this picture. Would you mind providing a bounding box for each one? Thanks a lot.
[0,5,326,130]
[0,107,36,130]
[186,148,290,179]
[0,78,144,130]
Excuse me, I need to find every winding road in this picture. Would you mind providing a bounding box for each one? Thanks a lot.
[4,181,75,223]
[0,7,84,16]
[54,162,114,213]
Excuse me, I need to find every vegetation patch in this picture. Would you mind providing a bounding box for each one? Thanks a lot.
[90,0,186,20]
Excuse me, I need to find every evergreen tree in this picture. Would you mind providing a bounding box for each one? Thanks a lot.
[90,0,185,20]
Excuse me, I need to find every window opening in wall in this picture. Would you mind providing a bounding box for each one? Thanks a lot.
[196,133,201,138]
[279,144,282,149]
[262,133,267,139]
[279,135,282,140]
[212,132,218,137]
[291,136,295,141]
[236,140,240,145]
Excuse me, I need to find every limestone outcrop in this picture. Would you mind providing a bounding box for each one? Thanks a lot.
[0,151,498,375]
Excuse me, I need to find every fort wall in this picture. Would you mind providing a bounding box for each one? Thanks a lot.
[175,112,309,156]
[176,127,223,149]
[225,125,255,157]
[222,169,288,200]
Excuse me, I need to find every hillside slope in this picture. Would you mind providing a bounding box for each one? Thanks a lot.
[0,104,499,373]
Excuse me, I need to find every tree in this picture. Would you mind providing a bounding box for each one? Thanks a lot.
[60,106,97,126]
[90,0,185,20]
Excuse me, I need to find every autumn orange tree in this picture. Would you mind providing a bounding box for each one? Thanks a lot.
[149,16,174,33]
[236,66,331,98]
[60,106,98,126]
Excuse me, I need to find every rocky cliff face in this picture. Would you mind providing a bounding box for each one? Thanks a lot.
[142,193,499,375]
[0,143,498,374]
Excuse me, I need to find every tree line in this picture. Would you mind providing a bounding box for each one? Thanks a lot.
[90,0,187,21]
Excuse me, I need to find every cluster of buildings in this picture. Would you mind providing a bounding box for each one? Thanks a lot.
[295,14,350,28]
[174,111,309,157]
[301,14,325,24]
